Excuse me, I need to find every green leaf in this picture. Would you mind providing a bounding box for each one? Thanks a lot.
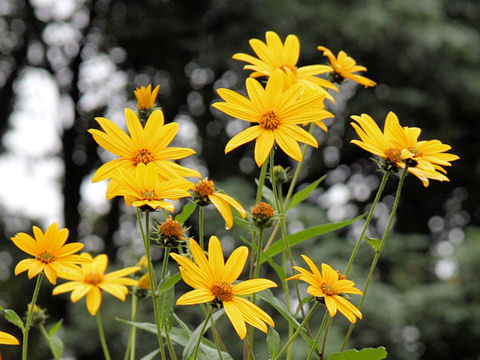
[175,201,197,224]
[48,319,63,337]
[287,176,325,210]
[140,349,160,360]
[49,334,64,360]
[183,310,223,359]
[365,236,381,251]
[267,327,280,359]
[4,309,24,331]
[156,272,181,296]
[328,347,387,360]
[261,214,364,263]
[157,282,175,327]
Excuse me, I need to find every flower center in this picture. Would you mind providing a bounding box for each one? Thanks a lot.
[85,272,104,285]
[384,148,401,163]
[193,178,215,206]
[321,283,337,296]
[259,111,280,130]
[37,252,55,264]
[211,281,234,302]
[133,148,154,165]
[159,216,184,239]
[141,190,157,200]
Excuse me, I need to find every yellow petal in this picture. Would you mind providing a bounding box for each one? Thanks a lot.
[224,126,261,154]
[209,194,233,230]
[254,130,275,166]
[176,289,215,305]
[223,301,247,339]
[86,287,103,315]
[232,278,277,295]
[208,236,224,279]
[223,246,248,283]
[0,331,19,345]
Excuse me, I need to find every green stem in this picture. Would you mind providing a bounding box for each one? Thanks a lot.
[273,302,320,360]
[96,309,111,360]
[256,156,270,203]
[39,323,60,360]
[22,272,43,360]
[198,206,205,249]
[210,312,224,360]
[319,317,332,360]
[124,294,139,360]
[306,313,329,360]
[344,171,390,276]
[161,247,171,278]
[340,167,408,350]
[136,209,166,360]
[193,307,213,360]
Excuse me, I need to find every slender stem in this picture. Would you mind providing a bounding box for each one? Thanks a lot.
[210,312,224,360]
[161,247,171,278]
[39,323,60,360]
[198,206,205,249]
[96,310,112,360]
[136,209,166,360]
[340,167,408,350]
[124,294,139,360]
[344,171,390,276]
[256,156,270,203]
[306,313,329,360]
[22,272,44,360]
[273,302,320,360]
[165,325,178,360]
[319,318,332,360]
[193,307,213,360]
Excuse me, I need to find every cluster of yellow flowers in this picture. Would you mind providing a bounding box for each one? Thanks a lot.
[1,30,458,358]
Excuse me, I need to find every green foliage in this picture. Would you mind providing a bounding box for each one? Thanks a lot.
[287,176,325,210]
[1,307,24,331]
[328,347,387,360]
[267,327,281,359]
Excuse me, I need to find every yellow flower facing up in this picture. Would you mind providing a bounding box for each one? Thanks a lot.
[0,331,19,345]
[111,162,193,211]
[212,69,333,166]
[170,236,277,339]
[317,46,376,88]
[288,255,363,323]
[351,112,459,186]
[233,31,336,99]
[88,108,201,199]
[11,223,89,285]
[192,178,246,230]
[52,253,139,316]
[134,84,160,110]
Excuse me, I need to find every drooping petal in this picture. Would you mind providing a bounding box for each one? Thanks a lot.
[86,287,103,316]
[223,301,247,339]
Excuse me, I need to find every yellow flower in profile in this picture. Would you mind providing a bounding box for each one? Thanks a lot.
[52,253,139,316]
[233,31,336,97]
[11,223,89,285]
[111,162,193,211]
[212,70,332,166]
[88,108,201,199]
[317,46,376,88]
[288,255,362,323]
[134,84,160,110]
[0,331,19,345]
[192,178,246,230]
[170,236,277,339]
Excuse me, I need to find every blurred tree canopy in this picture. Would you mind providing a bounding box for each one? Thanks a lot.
[0,0,479,359]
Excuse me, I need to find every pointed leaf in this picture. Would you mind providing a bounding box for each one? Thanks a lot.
[327,347,387,360]
[287,176,326,210]
[156,272,182,296]
[48,319,63,336]
[49,334,64,360]
[4,309,24,331]
[267,327,280,359]
[175,202,197,224]
[365,236,381,251]
[140,349,160,360]
[157,283,174,327]
[261,214,365,262]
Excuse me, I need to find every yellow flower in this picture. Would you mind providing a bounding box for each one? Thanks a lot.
[288,255,362,323]
[134,84,160,110]
[317,46,376,88]
[52,253,139,316]
[0,331,19,345]
[192,178,246,230]
[233,31,336,99]
[212,70,332,166]
[111,162,193,211]
[170,236,277,339]
[11,223,89,285]
[137,273,151,290]
[351,112,459,186]
[88,108,201,199]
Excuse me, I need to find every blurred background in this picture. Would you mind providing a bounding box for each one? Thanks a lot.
[0,0,479,359]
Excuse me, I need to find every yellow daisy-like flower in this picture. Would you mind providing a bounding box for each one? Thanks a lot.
[52,253,139,316]
[0,331,19,345]
[192,178,246,230]
[288,255,363,323]
[111,162,193,211]
[212,70,333,166]
[88,108,201,199]
[170,236,277,339]
[233,31,336,98]
[11,223,89,285]
[317,46,376,88]
[134,84,160,110]
[350,112,458,186]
